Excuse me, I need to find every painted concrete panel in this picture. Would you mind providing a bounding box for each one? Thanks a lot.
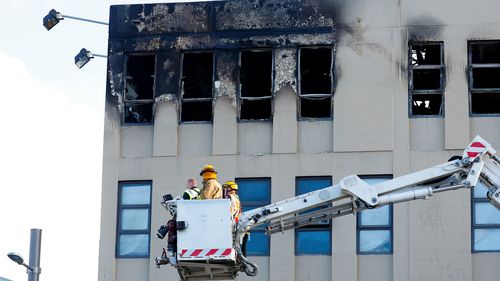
[472,254,500,281]
[443,39,469,150]
[269,176,295,281]
[334,0,400,28]
[392,26,411,281]
[295,256,332,281]
[470,118,500,150]
[334,29,394,152]
[120,126,154,158]
[153,102,178,156]
[273,88,297,154]
[298,121,333,154]
[402,0,500,27]
[116,259,149,281]
[409,151,472,281]
[332,214,357,281]
[358,255,393,281]
[410,118,444,151]
[178,124,212,156]
[238,123,272,155]
[213,97,237,155]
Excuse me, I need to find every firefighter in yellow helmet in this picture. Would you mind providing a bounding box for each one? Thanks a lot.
[223,181,241,222]
[199,164,223,199]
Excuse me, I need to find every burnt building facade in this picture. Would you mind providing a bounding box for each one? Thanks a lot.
[99,1,500,281]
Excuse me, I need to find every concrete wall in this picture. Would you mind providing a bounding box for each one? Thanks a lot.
[98,0,500,281]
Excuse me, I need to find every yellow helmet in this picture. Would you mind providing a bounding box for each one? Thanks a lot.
[200,164,217,176]
[223,181,238,190]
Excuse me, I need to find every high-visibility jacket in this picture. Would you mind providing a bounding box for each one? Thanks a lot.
[182,187,201,200]
[201,179,222,199]
[227,193,241,222]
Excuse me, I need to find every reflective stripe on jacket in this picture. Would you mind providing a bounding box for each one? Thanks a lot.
[183,187,201,200]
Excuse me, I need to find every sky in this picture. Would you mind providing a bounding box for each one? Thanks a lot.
[0,1,208,280]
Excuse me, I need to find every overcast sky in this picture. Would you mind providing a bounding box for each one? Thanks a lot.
[0,1,211,280]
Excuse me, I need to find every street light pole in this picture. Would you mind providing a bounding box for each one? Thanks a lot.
[28,229,42,281]
[7,229,42,281]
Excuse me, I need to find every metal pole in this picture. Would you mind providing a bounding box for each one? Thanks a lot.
[93,54,107,58]
[28,229,42,281]
[62,14,109,26]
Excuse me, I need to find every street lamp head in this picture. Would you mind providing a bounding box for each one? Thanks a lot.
[75,48,95,68]
[7,252,24,265]
[43,9,63,31]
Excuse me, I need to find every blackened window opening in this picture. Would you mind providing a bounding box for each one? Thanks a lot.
[471,42,500,64]
[412,94,442,115]
[181,52,214,122]
[300,48,332,95]
[124,54,156,124]
[469,41,500,115]
[239,50,273,120]
[299,47,333,119]
[300,97,332,118]
[410,45,441,66]
[409,42,444,117]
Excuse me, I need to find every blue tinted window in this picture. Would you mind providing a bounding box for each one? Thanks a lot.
[360,205,390,226]
[121,183,151,205]
[238,179,271,206]
[237,178,271,256]
[297,178,332,194]
[359,230,391,253]
[474,229,500,251]
[295,177,332,255]
[246,232,270,256]
[473,183,488,198]
[117,181,152,258]
[472,182,500,252]
[296,230,331,255]
[121,209,150,230]
[357,176,392,255]
[118,234,150,256]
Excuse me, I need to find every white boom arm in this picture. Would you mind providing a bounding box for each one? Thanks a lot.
[233,136,500,275]
[157,136,500,280]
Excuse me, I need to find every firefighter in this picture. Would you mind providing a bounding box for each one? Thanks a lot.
[223,181,241,222]
[182,178,201,200]
[199,164,223,199]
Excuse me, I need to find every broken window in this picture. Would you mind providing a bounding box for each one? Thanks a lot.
[408,42,444,116]
[469,41,500,114]
[239,50,273,121]
[298,47,334,119]
[181,52,214,122]
[123,54,156,124]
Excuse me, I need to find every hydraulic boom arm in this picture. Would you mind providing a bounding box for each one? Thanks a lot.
[234,136,500,275]
[157,136,500,281]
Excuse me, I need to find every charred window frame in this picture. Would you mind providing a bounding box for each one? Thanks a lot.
[238,49,274,121]
[298,46,335,120]
[468,41,500,115]
[408,42,445,117]
[180,51,214,123]
[123,53,156,124]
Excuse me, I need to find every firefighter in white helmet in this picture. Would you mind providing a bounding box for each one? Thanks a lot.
[223,181,241,222]
[199,164,222,199]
